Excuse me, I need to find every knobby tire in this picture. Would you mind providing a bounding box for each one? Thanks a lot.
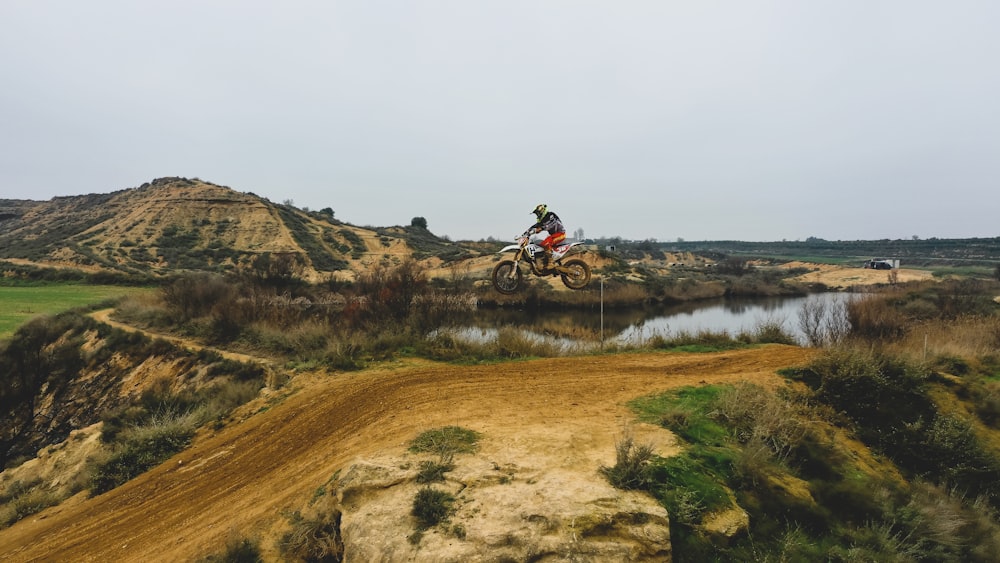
[559,259,591,290]
[491,260,522,294]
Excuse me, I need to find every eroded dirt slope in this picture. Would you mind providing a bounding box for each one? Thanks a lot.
[0,346,815,562]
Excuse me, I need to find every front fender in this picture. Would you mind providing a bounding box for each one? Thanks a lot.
[497,244,522,253]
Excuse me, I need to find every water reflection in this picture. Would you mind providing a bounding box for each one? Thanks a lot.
[464,292,853,346]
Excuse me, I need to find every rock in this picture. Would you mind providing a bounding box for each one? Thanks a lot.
[329,454,672,562]
[701,506,749,541]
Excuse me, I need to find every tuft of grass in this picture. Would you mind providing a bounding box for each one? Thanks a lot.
[644,329,744,352]
[0,480,62,528]
[416,460,455,484]
[600,435,655,490]
[408,426,480,460]
[278,509,344,562]
[713,382,807,463]
[742,318,797,345]
[411,487,455,530]
[91,408,199,494]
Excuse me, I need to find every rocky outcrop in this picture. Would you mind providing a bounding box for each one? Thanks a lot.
[325,453,672,562]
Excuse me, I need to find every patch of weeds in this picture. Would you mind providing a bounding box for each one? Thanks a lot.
[412,487,455,530]
[646,329,747,352]
[278,509,344,562]
[600,435,655,490]
[408,426,481,459]
[416,460,455,484]
[0,480,62,528]
[91,409,198,494]
[933,354,972,376]
[622,357,1000,562]
[649,448,735,519]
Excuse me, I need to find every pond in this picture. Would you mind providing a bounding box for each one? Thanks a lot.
[457,292,854,347]
[613,292,854,345]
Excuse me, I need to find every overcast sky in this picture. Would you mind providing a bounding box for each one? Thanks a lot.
[1,1,997,242]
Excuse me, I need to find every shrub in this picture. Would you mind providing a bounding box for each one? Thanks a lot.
[416,460,455,484]
[412,487,455,529]
[970,378,1000,428]
[205,358,267,382]
[408,426,480,461]
[712,383,806,462]
[744,318,797,345]
[792,348,933,436]
[646,329,742,352]
[493,326,566,358]
[91,408,199,494]
[161,273,236,323]
[716,257,752,276]
[846,481,1000,562]
[914,414,1000,500]
[353,259,427,327]
[797,297,851,347]
[792,348,1000,508]
[319,337,366,371]
[847,294,907,340]
[0,480,61,528]
[278,509,344,562]
[600,435,655,490]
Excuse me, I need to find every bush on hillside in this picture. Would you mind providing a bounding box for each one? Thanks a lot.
[618,380,1000,562]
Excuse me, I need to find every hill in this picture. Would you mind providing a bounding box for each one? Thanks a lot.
[0,340,814,561]
[0,177,480,282]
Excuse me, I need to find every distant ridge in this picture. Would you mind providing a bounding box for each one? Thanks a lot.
[0,177,474,280]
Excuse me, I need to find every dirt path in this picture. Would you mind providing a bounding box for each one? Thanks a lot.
[0,340,816,561]
[89,308,268,366]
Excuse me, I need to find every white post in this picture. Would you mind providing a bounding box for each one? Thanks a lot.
[600,276,604,350]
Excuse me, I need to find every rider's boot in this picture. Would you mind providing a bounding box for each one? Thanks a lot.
[541,247,553,270]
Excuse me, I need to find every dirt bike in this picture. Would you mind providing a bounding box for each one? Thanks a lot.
[491,233,592,294]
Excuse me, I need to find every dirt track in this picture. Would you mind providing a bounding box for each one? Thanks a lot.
[0,344,816,562]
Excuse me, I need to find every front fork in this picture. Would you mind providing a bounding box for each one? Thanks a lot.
[509,248,525,278]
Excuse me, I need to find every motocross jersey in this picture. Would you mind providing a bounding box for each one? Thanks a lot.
[531,211,564,235]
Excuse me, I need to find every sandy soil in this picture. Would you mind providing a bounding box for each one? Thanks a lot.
[780,261,935,289]
[0,343,815,562]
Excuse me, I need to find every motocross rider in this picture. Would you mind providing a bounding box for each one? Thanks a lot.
[528,204,566,268]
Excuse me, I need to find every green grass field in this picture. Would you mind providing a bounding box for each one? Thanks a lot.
[0,285,154,339]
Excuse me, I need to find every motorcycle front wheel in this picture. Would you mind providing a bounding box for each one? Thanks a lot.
[559,258,591,290]
[491,260,523,294]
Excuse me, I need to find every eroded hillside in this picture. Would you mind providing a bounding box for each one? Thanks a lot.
[0,177,474,281]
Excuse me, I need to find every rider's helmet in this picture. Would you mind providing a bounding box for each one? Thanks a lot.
[532,204,547,220]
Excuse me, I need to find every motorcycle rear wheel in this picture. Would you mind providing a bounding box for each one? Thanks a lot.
[491,260,522,294]
[559,258,591,290]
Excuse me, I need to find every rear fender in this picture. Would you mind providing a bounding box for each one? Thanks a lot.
[553,241,584,260]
